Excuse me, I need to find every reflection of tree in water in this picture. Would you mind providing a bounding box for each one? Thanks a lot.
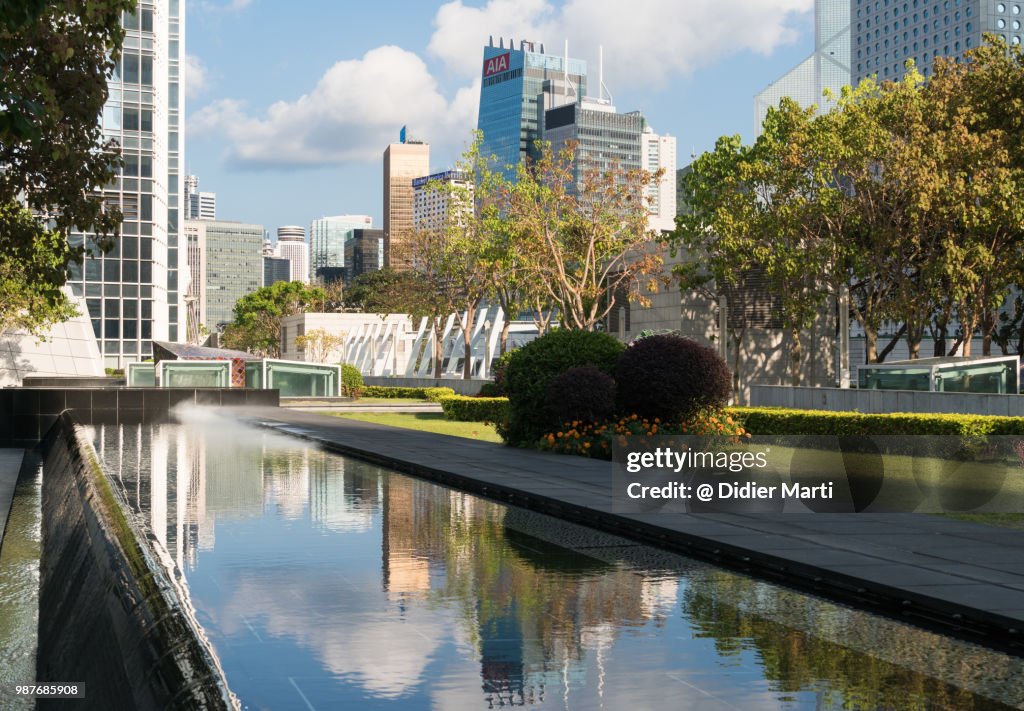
[682,570,1024,710]
[382,476,667,708]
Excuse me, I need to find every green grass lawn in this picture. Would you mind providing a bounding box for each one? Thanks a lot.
[943,513,1024,530]
[330,412,502,443]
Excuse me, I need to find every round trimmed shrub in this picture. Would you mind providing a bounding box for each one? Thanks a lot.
[340,363,363,398]
[502,329,624,446]
[491,349,517,396]
[614,335,731,421]
[545,366,616,429]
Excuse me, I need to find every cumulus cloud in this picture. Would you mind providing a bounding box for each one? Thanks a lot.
[190,0,812,169]
[184,54,208,99]
[190,46,478,169]
[428,0,813,88]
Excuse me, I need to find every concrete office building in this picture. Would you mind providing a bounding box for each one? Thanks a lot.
[477,37,587,174]
[276,226,309,284]
[852,0,1020,85]
[184,174,216,220]
[65,1,185,368]
[184,219,264,334]
[412,171,473,235]
[344,229,385,285]
[754,0,850,135]
[383,140,430,269]
[309,214,373,281]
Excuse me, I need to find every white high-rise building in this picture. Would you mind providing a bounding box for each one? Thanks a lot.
[641,127,677,233]
[67,1,185,368]
[412,171,473,235]
[276,226,309,284]
[184,174,216,220]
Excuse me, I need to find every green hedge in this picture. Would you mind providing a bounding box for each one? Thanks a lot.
[340,364,363,397]
[359,386,456,401]
[439,396,510,423]
[728,407,1024,436]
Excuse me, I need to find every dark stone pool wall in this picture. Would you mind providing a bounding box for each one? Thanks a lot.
[36,412,238,710]
[0,387,279,447]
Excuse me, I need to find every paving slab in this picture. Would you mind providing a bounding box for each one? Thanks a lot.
[242,407,1024,649]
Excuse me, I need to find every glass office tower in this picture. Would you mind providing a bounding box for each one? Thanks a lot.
[309,215,373,281]
[477,38,587,175]
[754,0,850,135]
[68,0,184,368]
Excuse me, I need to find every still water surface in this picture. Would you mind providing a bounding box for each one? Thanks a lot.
[90,413,1024,710]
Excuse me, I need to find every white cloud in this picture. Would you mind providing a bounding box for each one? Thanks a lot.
[190,46,478,169]
[190,0,813,170]
[428,0,813,89]
[184,54,208,99]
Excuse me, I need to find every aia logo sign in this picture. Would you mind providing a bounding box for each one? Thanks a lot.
[483,52,510,77]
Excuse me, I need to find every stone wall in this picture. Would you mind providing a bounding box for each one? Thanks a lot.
[750,385,1024,416]
[0,387,279,447]
[36,413,237,710]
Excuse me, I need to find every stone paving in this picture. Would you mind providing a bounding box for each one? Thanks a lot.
[245,406,1024,649]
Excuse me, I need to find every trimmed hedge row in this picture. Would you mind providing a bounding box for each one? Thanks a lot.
[729,407,1024,436]
[360,386,456,401]
[439,396,510,423]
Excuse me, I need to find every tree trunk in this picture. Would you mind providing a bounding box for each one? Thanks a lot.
[933,313,948,357]
[981,308,996,356]
[461,309,475,380]
[876,324,907,363]
[432,318,443,379]
[864,324,878,364]
[499,319,511,356]
[906,322,924,360]
[789,327,802,387]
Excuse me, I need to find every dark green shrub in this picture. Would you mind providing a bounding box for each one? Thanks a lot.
[340,364,363,398]
[477,382,500,397]
[440,396,510,423]
[615,335,731,421]
[491,350,517,396]
[502,329,625,445]
[545,366,616,428]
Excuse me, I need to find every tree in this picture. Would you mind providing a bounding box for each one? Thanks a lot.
[409,135,504,379]
[1,0,133,331]
[295,328,345,363]
[508,141,666,332]
[221,281,328,357]
[0,203,78,334]
[345,268,446,376]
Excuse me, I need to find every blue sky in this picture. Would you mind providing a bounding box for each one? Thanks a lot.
[185,0,816,234]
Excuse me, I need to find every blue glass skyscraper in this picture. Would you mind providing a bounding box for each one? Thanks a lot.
[476,38,587,175]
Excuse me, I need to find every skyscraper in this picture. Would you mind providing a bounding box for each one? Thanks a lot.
[412,171,473,235]
[383,141,429,269]
[184,219,264,334]
[754,0,850,135]
[344,229,385,285]
[309,215,373,281]
[184,174,216,220]
[851,0,1019,85]
[641,127,678,233]
[67,1,184,368]
[276,226,309,284]
[477,38,587,174]
[542,99,644,182]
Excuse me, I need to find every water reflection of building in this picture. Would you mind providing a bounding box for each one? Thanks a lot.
[308,456,378,533]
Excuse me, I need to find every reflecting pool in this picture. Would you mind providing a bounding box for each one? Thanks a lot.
[90,411,1024,710]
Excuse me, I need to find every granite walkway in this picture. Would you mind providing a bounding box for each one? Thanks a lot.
[0,449,25,553]
[245,406,1024,652]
